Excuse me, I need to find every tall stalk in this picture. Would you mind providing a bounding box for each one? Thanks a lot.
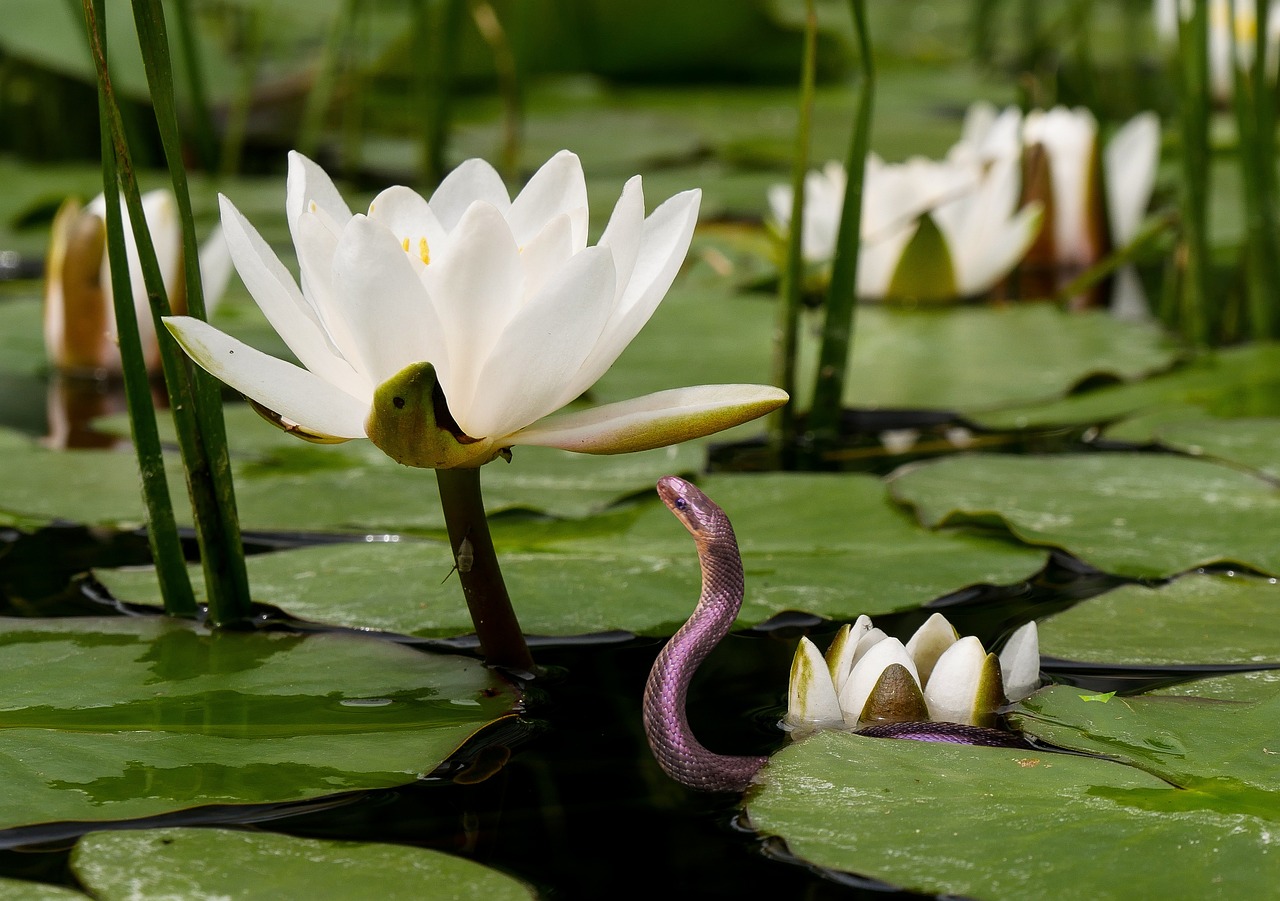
[771,0,817,461]
[1172,1,1212,346]
[805,0,875,459]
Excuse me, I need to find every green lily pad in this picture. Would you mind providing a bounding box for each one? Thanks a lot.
[1155,670,1280,703]
[71,828,535,901]
[789,303,1181,414]
[0,879,85,900]
[747,729,1279,899]
[976,343,1280,430]
[101,473,1046,638]
[1039,573,1280,666]
[1141,417,1280,482]
[1011,682,1280,800]
[0,616,517,831]
[890,453,1280,579]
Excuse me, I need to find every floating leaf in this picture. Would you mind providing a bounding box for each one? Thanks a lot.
[891,453,1280,578]
[0,617,517,833]
[101,473,1046,638]
[1040,573,1280,666]
[0,879,86,900]
[71,828,535,901]
[1138,417,1280,482]
[747,729,1280,898]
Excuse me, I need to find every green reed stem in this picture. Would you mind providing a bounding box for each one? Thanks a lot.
[298,0,357,160]
[1173,2,1212,346]
[85,0,195,617]
[170,0,218,171]
[771,0,817,460]
[806,0,874,458]
[435,468,534,672]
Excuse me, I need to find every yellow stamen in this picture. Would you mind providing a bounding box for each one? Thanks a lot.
[418,236,431,265]
[402,237,410,252]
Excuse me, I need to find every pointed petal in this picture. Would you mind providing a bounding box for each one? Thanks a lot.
[330,214,449,385]
[785,637,844,732]
[430,158,511,230]
[924,637,1004,727]
[558,188,701,402]
[366,185,448,253]
[1104,112,1160,245]
[508,150,589,249]
[823,615,873,695]
[465,245,616,438]
[905,612,959,687]
[165,316,368,439]
[999,621,1041,702]
[838,637,920,727]
[197,224,234,314]
[422,201,522,421]
[218,196,368,399]
[599,175,646,304]
[286,151,352,242]
[506,384,788,454]
[517,212,576,303]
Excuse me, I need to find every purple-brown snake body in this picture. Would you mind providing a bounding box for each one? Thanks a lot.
[643,476,1025,793]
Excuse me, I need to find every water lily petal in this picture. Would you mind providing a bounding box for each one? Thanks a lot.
[1024,107,1101,267]
[365,185,448,256]
[923,636,1003,727]
[508,149,589,249]
[518,212,576,304]
[823,615,873,695]
[905,612,959,687]
[197,224,234,315]
[558,188,701,402]
[506,384,788,454]
[218,196,366,398]
[785,637,844,731]
[838,637,920,727]
[430,158,511,230]
[164,316,369,438]
[330,214,449,385]
[1104,112,1160,245]
[465,245,616,438]
[422,202,522,422]
[999,621,1041,702]
[599,175,645,305]
[286,151,352,241]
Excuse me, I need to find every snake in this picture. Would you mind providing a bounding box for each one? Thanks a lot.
[642,475,1026,794]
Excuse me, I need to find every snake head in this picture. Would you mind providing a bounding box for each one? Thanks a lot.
[656,475,722,537]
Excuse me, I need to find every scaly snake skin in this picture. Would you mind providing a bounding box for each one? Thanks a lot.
[642,476,1025,794]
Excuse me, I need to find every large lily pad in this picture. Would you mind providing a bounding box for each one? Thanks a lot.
[72,828,535,901]
[976,343,1280,430]
[101,473,1046,638]
[747,729,1279,899]
[0,616,518,833]
[1039,573,1280,666]
[789,303,1181,414]
[890,453,1280,579]
[1116,416,1280,482]
[0,880,84,900]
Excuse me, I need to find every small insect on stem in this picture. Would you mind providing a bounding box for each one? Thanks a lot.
[441,532,475,583]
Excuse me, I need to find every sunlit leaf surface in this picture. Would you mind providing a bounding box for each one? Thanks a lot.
[891,453,1280,578]
[1039,573,1280,666]
[0,617,518,832]
[747,728,1280,899]
[71,828,535,901]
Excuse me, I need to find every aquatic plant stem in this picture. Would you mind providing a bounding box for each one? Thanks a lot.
[87,0,195,618]
[1172,1,1212,347]
[806,0,874,459]
[771,0,817,459]
[435,468,534,672]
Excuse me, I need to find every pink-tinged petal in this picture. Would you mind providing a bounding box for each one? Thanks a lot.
[507,150,589,249]
[558,188,701,402]
[330,214,449,385]
[430,158,511,230]
[366,185,448,252]
[286,151,352,242]
[784,637,844,731]
[422,201,522,417]
[218,196,367,399]
[164,316,369,438]
[464,245,616,438]
[517,211,575,304]
[599,175,645,304]
[506,384,788,454]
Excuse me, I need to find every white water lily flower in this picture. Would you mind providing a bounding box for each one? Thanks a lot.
[165,151,787,468]
[769,144,1041,303]
[784,612,1041,734]
[44,190,232,375]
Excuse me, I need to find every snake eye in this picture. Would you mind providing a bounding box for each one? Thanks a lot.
[674,497,688,510]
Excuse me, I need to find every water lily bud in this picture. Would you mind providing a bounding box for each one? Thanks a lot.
[786,636,844,732]
[999,620,1042,702]
[924,637,1005,728]
[858,662,930,726]
[904,612,960,687]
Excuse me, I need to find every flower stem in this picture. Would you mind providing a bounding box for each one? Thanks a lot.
[435,468,534,672]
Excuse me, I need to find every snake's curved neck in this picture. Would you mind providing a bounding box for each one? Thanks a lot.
[642,513,767,792]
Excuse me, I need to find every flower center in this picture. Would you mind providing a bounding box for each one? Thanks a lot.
[400,236,431,265]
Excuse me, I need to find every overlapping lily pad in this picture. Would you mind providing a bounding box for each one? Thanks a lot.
[747,725,1280,898]
[891,452,1280,578]
[0,616,518,832]
[101,473,1047,637]
[71,828,535,901]
[0,879,85,900]
[1110,416,1280,482]
[789,303,1181,414]
[1039,573,1280,666]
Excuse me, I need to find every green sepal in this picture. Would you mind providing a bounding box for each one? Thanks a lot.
[887,212,958,304]
[366,362,502,469]
[859,662,930,726]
